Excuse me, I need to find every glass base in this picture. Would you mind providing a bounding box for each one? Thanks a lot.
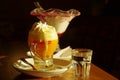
[33,56,54,71]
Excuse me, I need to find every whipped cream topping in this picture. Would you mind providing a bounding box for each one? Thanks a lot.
[29,21,58,41]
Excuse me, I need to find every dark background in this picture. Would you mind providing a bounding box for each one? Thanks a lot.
[0,0,120,79]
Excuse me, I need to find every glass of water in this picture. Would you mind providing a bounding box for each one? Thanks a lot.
[72,48,93,78]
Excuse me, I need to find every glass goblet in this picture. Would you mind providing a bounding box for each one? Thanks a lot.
[30,8,80,37]
[28,22,58,70]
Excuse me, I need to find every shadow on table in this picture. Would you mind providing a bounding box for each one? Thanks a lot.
[14,74,41,80]
[14,73,59,80]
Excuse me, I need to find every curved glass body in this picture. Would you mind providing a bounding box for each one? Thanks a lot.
[28,22,58,70]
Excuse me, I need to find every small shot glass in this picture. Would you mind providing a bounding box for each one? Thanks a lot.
[72,48,93,79]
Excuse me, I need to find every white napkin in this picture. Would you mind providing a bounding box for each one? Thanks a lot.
[53,46,72,60]
[27,46,72,60]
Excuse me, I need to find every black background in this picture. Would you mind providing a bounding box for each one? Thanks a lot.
[0,0,120,79]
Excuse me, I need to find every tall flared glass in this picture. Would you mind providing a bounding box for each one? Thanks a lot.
[30,7,80,37]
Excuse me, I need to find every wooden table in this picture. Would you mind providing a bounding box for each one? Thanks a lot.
[0,41,119,80]
[0,56,118,80]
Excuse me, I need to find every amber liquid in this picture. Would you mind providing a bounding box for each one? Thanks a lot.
[28,39,58,60]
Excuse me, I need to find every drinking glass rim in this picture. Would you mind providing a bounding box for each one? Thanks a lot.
[72,48,93,56]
